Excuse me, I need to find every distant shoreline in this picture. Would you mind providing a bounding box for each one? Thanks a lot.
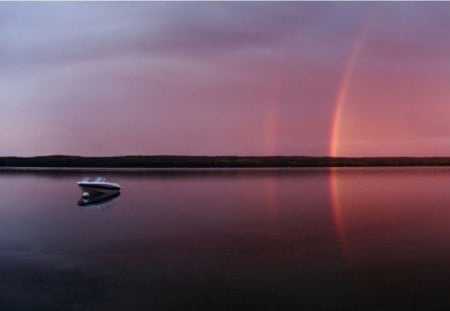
[1,155,450,168]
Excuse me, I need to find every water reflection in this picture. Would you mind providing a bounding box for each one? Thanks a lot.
[329,167,450,308]
[0,168,450,309]
[78,192,121,209]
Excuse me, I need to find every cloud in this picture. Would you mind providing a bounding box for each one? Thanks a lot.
[0,2,372,70]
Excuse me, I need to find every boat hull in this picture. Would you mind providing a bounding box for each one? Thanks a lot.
[78,182,121,196]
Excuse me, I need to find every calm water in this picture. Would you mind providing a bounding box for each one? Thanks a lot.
[1,167,450,310]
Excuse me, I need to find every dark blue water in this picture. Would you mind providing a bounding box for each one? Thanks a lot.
[1,168,450,310]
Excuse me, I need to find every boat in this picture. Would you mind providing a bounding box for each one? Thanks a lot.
[77,177,121,197]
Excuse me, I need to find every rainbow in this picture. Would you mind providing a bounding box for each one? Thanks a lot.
[329,17,374,157]
[329,14,375,263]
[265,105,279,155]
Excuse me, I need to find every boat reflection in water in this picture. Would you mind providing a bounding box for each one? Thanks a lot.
[77,177,121,209]
[78,192,121,209]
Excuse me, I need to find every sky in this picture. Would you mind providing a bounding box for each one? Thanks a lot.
[1,2,450,157]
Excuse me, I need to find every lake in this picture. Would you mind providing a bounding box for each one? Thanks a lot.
[1,167,450,310]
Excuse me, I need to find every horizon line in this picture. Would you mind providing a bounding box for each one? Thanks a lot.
[2,155,450,159]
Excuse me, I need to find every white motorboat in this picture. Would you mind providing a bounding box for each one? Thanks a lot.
[77,177,121,197]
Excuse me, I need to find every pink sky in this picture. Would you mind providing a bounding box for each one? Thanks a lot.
[1,2,449,156]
